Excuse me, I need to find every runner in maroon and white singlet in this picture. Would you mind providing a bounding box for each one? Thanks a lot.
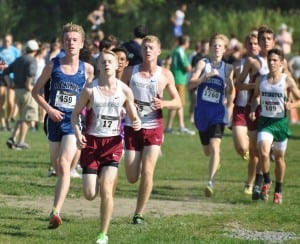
[122,35,181,224]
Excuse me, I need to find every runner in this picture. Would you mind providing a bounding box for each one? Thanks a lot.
[249,48,300,204]
[72,50,141,244]
[32,23,94,228]
[122,35,181,224]
[188,33,234,197]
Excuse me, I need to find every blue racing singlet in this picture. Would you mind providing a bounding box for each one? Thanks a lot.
[194,59,228,132]
[48,57,86,114]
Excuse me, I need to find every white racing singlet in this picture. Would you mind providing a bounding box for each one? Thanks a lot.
[258,55,269,75]
[85,79,125,137]
[125,64,163,129]
[235,58,250,107]
[260,74,287,118]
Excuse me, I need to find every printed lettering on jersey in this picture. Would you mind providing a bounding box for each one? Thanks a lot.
[54,90,76,109]
[135,100,153,117]
[132,80,156,95]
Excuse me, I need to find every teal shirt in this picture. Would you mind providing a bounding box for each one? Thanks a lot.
[170,46,190,85]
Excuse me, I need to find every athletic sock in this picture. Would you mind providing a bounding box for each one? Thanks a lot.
[263,172,271,184]
[275,182,282,193]
[254,173,263,187]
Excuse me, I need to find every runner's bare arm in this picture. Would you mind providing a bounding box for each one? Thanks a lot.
[188,59,206,90]
[71,87,92,148]
[123,84,141,131]
[160,68,182,110]
[84,62,94,86]
[31,62,64,122]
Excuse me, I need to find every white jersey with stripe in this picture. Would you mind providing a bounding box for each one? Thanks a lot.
[235,58,250,107]
[85,79,125,137]
[260,73,287,118]
[125,64,163,129]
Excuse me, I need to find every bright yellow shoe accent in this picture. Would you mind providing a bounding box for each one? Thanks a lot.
[242,151,249,161]
[244,184,253,195]
[205,185,214,197]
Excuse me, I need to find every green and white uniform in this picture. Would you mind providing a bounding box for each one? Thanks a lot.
[257,73,290,149]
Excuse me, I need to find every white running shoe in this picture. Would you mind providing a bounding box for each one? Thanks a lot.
[179,127,195,135]
[70,169,82,178]
[96,233,108,244]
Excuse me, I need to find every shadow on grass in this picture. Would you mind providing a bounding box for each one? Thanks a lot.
[289,134,300,140]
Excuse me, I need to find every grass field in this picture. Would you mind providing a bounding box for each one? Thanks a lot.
[0,118,300,244]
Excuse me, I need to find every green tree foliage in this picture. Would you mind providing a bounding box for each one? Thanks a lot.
[0,0,22,35]
[1,0,299,53]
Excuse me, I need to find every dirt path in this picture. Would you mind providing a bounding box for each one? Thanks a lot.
[1,194,230,218]
[2,195,299,243]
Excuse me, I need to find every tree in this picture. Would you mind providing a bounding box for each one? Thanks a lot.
[0,0,22,35]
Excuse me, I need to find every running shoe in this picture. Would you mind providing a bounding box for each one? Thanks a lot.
[14,143,30,150]
[261,183,272,201]
[179,127,195,135]
[48,211,62,229]
[132,214,144,224]
[70,169,82,178]
[252,185,261,200]
[96,233,108,244]
[164,128,173,134]
[205,182,214,197]
[244,184,253,195]
[6,137,16,149]
[242,151,249,161]
[0,126,7,132]
[48,167,57,177]
[273,192,282,204]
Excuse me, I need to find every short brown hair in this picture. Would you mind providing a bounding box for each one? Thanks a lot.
[258,25,274,41]
[267,48,284,61]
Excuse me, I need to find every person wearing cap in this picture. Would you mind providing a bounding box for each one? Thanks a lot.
[4,39,39,150]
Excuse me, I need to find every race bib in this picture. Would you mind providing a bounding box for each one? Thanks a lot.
[54,90,76,109]
[263,101,282,114]
[96,115,119,134]
[202,86,220,103]
[136,100,153,117]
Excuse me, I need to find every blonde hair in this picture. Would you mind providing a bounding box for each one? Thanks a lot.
[61,23,85,42]
[142,35,161,48]
[99,50,119,66]
[210,33,229,48]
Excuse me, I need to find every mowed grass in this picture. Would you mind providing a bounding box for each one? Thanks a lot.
[0,119,300,244]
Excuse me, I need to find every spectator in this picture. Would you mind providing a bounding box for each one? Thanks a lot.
[87,3,105,32]
[5,40,39,149]
[170,3,190,38]
[165,35,194,135]
[0,33,21,131]
[275,23,293,58]
[122,25,148,66]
